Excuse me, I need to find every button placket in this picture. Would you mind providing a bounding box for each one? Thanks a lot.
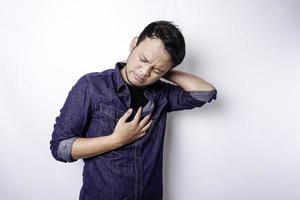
[134,141,144,200]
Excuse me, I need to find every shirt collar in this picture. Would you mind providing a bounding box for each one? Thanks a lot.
[114,61,127,93]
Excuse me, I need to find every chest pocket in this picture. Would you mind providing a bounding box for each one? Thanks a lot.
[94,103,118,121]
[94,103,119,121]
[87,102,124,138]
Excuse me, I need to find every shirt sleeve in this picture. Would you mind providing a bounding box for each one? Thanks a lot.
[50,75,92,163]
[160,80,217,113]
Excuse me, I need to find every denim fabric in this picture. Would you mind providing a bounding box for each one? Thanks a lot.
[50,62,217,200]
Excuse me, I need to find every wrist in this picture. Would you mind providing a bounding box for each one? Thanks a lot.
[109,133,123,149]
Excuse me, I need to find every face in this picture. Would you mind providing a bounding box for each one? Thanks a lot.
[120,36,173,88]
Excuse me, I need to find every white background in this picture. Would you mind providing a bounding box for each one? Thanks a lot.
[1,0,299,199]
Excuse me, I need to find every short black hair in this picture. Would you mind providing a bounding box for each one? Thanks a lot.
[136,20,185,68]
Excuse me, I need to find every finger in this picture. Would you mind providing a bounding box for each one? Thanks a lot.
[120,108,133,122]
[138,114,151,128]
[140,120,153,133]
[138,131,146,138]
[133,106,142,123]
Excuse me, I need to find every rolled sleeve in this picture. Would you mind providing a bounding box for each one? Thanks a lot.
[160,80,217,113]
[50,75,91,163]
[57,136,79,162]
[187,89,217,103]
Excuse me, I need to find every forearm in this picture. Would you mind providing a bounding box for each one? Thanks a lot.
[71,134,122,160]
[163,69,215,91]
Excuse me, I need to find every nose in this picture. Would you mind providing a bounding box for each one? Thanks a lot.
[139,64,151,78]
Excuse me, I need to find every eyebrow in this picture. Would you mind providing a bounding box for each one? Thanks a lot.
[140,53,150,63]
[140,53,165,73]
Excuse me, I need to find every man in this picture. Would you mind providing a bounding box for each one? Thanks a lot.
[50,20,217,200]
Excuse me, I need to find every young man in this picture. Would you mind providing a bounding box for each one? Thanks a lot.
[50,20,217,200]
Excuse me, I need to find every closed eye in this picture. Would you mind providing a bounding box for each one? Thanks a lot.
[140,56,163,74]
[154,69,162,74]
[140,57,147,63]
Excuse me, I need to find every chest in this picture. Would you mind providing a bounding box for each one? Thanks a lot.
[84,88,167,138]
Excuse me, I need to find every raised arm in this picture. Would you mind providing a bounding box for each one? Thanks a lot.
[163,69,216,91]
[159,69,217,113]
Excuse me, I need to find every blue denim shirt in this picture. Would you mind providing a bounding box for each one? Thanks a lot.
[50,62,217,200]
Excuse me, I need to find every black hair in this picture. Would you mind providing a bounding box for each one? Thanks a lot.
[136,20,185,68]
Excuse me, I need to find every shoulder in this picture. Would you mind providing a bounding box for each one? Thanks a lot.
[83,69,114,82]
[78,68,115,94]
[79,68,114,85]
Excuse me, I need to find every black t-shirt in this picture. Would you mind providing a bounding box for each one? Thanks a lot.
[125,82,148,112]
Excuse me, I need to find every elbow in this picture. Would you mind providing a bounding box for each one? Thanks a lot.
[205,84,217,92]
[187,84,216,93]
[188,88,217,103]
[50,140,66,163]
[50,138,78,163]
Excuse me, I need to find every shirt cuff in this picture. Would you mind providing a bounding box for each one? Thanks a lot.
[187,89,217,103]
[57,137,79,162]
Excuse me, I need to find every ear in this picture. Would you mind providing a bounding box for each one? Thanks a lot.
[129,36,138,52]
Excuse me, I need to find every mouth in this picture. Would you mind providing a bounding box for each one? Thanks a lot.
[134,73,146,82]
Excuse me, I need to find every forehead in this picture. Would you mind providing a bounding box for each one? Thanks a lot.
[137,37,172,69]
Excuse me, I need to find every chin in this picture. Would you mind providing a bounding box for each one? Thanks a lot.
[133,80,148,87]
[129,73,145,86]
